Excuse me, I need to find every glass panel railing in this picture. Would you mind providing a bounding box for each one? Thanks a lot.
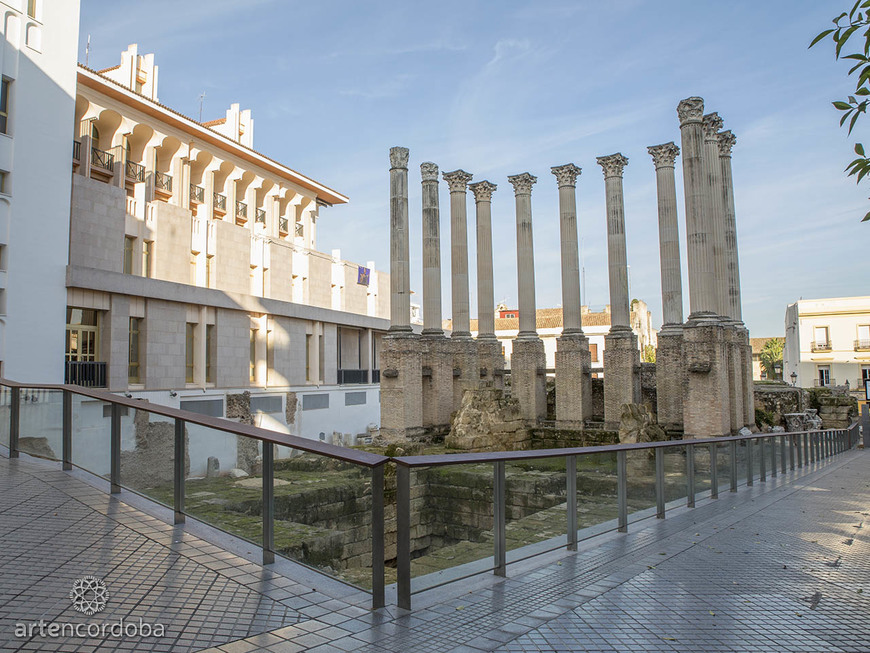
[692,443,712,500]
[505,456,567,558]
[664,445,689,508]
[120,409,176,508]
[576,450,619,535]
[0,386,10,449]
[183,423,263,546]
[716,443,731,494]
[18,388,62,461]
[71,395,112,479]
[625,449,657,524]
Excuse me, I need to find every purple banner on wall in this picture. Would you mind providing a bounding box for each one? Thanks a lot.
[357,266,371,285]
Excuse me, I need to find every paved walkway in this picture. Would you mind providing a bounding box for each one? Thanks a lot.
[0,448,867,652]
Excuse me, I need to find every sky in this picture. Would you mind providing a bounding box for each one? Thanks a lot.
[79,0,868,337]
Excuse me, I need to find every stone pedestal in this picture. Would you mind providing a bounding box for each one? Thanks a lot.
[603,330,640,429]
[555,334,592,428]
[725,325,744,434]
[421,336,454,429]
[477,339,504,390]
[450,338,480,413]
[379,335,423,441]
[742,329,755,427]
[655,328,684,432]
[681,322,730,438]
[511,338,546,421]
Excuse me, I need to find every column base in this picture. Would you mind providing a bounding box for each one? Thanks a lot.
[724,324,744,434]
[603,330,640,430]
[555,334,592,427]
[379,334,423,441]
[450,337,480,414]
[740,326,755,428]
[477,338,505,391]
[681,321,731,438]
[656,327,684,432]
[421,336,454,429]
[511,338,547,422]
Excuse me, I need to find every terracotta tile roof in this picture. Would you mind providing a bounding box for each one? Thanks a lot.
[750,337,783,354]
[96,64,121,73]
[457,307,616,332]
[201,117,227,127]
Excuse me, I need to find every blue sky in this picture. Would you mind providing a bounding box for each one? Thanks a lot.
[80,0,868,336]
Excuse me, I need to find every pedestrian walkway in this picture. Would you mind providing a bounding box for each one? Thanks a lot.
[1,447,867,652]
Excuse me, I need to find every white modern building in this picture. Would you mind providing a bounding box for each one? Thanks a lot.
[784,296,870,391]
[0,0,80,381]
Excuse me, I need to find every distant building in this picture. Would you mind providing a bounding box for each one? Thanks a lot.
[750,337,784,381]
[459,300,657,377]
[784,296,870,390]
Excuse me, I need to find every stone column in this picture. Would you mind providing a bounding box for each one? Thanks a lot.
[508,173,546,421]
[420,162,453,428]
[719,131,755,427]
[470,180,504,389]
[551,164,591,426]
[443,169,478,411]
[677,99,731,438]
[596,154,640,429]
[703,113,728,318]
[648,142,684,432]
[380,146,422,441]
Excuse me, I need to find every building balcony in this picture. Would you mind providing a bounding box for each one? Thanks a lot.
[64,360,107,388]
[90,146,114,177]
[337,369,369,385]
[124,160,145,183]
[813,378,836,387]
[214,192,227,216]
[154,171,172,198]
[278,216,289,235]
[371,369,380,383]
[190,184,205,204]
[235,200,248,224]
[255,208,266,225]
[295,221,304,237]
[810,341,832,353]
[72,140,81,165]
[854,339,870,352]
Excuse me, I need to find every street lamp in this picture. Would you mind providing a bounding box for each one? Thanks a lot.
[790,371,797,387]
[774,363,782,380]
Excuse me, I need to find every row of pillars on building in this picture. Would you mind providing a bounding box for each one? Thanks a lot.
[380,96,753,440]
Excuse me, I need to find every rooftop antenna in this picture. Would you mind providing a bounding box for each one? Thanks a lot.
[85,34,90,67]
[198,91,206,122]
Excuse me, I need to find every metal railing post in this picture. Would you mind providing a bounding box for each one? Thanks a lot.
[262,442,274,565]
[566,456,578,550]
[617,450,628,532]
[371,464,385,609]
[729,440,738,492]
[9,387,19,458]
[804,433,810,464]
[796,433,803,468]
[780,435,787,474]
[655,447,666,517]
[494,461,506,577]
[769,437,776,478]
[789,434,795,471]
[110,403,121,493]
[759,437,766,482]
[686,443,695,508]
[396,464,411,610]
[62,390,72,470]
[746,438,753,486]
[173,418,185,524]
[709,443,718,499]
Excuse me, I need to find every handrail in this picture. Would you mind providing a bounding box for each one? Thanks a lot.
[0,378,387,468]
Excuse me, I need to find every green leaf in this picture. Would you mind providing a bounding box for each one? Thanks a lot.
[836,25,861,57]
[856,87,870,95]
[834,101,853,110]
[841,112,852,127]
[856,143,865,155]
[850,0,862,20]
[861,210,870,221]
[811,28,836,47]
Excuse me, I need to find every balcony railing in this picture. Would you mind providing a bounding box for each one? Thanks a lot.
[190,184,205,204]
[371,369,380,383]
[278,216,289,234]
[154,171,172,193]
[338,369,369,385]
[214,192,227,213]
[295,221,304,237]
[72,140,81,162]
[125,160,145,182]
[854,339,870,351]
[63,361,107,388]
[255,208,266,225]
[810,341,832,352]
[813,378,836,387]
[236,201,247,221]
[90,147,114,172]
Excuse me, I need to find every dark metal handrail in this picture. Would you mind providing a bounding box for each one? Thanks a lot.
[255,208,266,224]
[811,341,832,352]
[371,369,380,383]
[338,369,369,384]
[190,184,205,203]
[214,192,227,212]
[154,171,172,192]
[63,361,107,388]
[295,221,304,237]
[125,160,145,182]
[91,146,114,172]
[236,200,247,220]
[278,216,289,233]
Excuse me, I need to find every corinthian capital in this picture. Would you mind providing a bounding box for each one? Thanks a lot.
[702,112,724,140]
[718,130,737,156]
[420,161,439,182]
[469,180,497,202]
[389,146,409,169]
[677,97,704,125]
[550,163,582,188]
[507,172,537,195]
[442,169,473,193]
[596,153,629,178]
[647,142,680,169]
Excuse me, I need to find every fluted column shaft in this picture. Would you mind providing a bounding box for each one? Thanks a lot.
[443,170,473,338]
[678,98,717,319]
[648,143,684,327]
[719,131,743,322]
[470,181,497,340]
[596,154,630,330]
[389,147,411,332]
[508,173,538,339]
[420,162,443,336]
[704,113,728,317]
[552,164,583,334]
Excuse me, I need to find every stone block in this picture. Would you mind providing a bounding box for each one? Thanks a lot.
[421,337,454,429]
[379,334,424,441]
[450,338,480,413]
[511,338,547,421]
[555,334,592,426]
[603,330,640,429]
[681,321,730,438]
[656,330,683,431]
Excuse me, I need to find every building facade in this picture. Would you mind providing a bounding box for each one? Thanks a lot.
[784,296,870,391]
[0,0,80,381]
[67,45,390,442]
